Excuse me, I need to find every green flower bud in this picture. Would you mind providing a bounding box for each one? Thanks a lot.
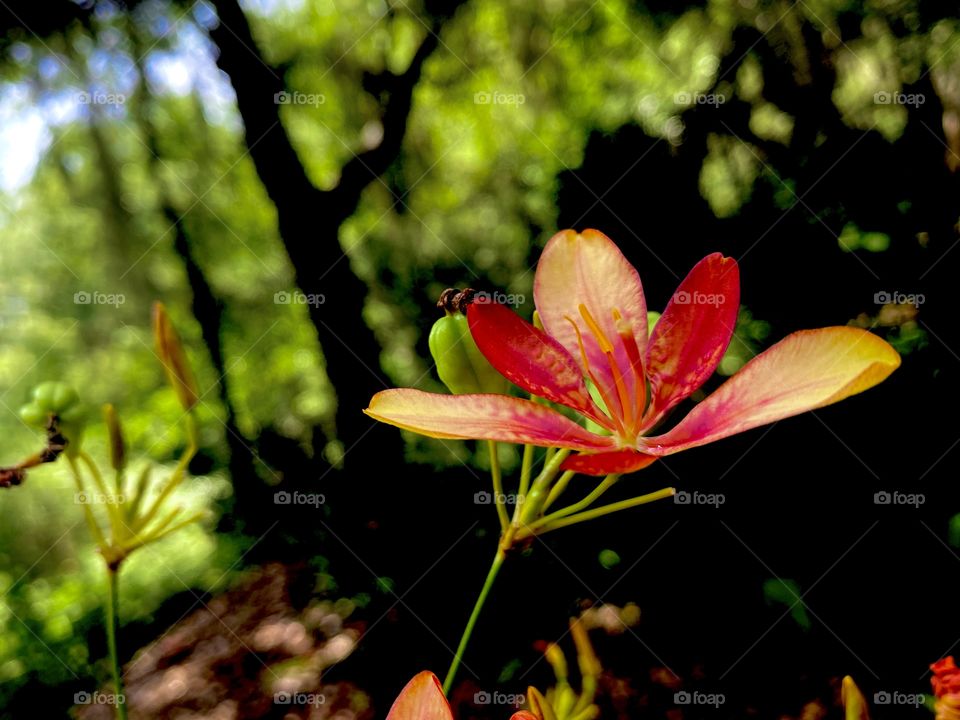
[647,311,661,335]
[103,404,125,472]
[428,302,508,395]
[153,302,199,412]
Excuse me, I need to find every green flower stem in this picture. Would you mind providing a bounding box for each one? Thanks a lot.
[443,449,574,696]
[517,443,535,499]
[121,511,206,554]
[531,487,676,536]
[79,451,109,497]
[488,441,509,532]
[573,675,598,717]
[570,705,599,720]
[531,474,620,531]
[134,507,180,541]
[124,465,152,526]
[511,444,536,530]
[67,456,107,548]
[442,546,507,696]
[517,449,573,527]
[135,424,197,530]
[541,470,576,514]
[105,564,128,720]
[78,451,123,536]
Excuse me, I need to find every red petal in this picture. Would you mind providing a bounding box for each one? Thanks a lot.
[644,253,740,425]
[386,672,453,720]
[468,301,612,428]
[365,389,617,451]
[561,449,658,476]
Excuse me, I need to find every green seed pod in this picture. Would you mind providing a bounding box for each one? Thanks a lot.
[20,381,84,436]
[30,382,58,410]
[429,311,508,395]
[58,405,85,423]
[18,403,48,427]
[31,381,79,414]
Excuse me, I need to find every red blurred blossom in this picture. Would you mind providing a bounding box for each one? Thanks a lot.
[931,657,960,720]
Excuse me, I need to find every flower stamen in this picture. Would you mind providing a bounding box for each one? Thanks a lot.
[564,316,626,437]
[579,304,633,433]
[612,308,648,432]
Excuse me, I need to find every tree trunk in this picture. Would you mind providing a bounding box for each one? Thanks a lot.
[208,0,460,467]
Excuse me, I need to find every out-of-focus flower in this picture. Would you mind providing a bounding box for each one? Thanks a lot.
[386,672,534,720]
[841,676,870,720]
[932,657,960,720]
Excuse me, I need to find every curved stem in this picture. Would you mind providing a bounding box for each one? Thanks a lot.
[532,487,675,536]
[517,444,535,499]
[488,441,509,532]
[121,511,206,553]
[124,464,152,526]
[67,456,107,548]
[442,548,506,696]
[533,474,619,530]
[518,449,571,527]
[105,565,128,720]
[79,451,110,496]
[135,430,197,530]
[79,451,123,536]
[541,470,576,514]
[510,444,536,530]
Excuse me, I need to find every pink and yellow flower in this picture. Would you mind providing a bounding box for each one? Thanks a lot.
[366,229,900,475]
[386,672,535,720]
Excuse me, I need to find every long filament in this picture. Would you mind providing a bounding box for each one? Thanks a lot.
[578,304,632,430]
[564,316,625,436]
[612,307,648,432]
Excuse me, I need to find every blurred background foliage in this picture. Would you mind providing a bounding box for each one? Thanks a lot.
[0,0,956,716]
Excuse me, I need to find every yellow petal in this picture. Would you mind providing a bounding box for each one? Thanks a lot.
[646,327,900,454]
[365,389,616,451]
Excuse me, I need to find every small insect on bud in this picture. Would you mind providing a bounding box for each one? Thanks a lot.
[436,287,459,313]
[153,302,199,412]
[428,289,508,395]
[436,287,479,315]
